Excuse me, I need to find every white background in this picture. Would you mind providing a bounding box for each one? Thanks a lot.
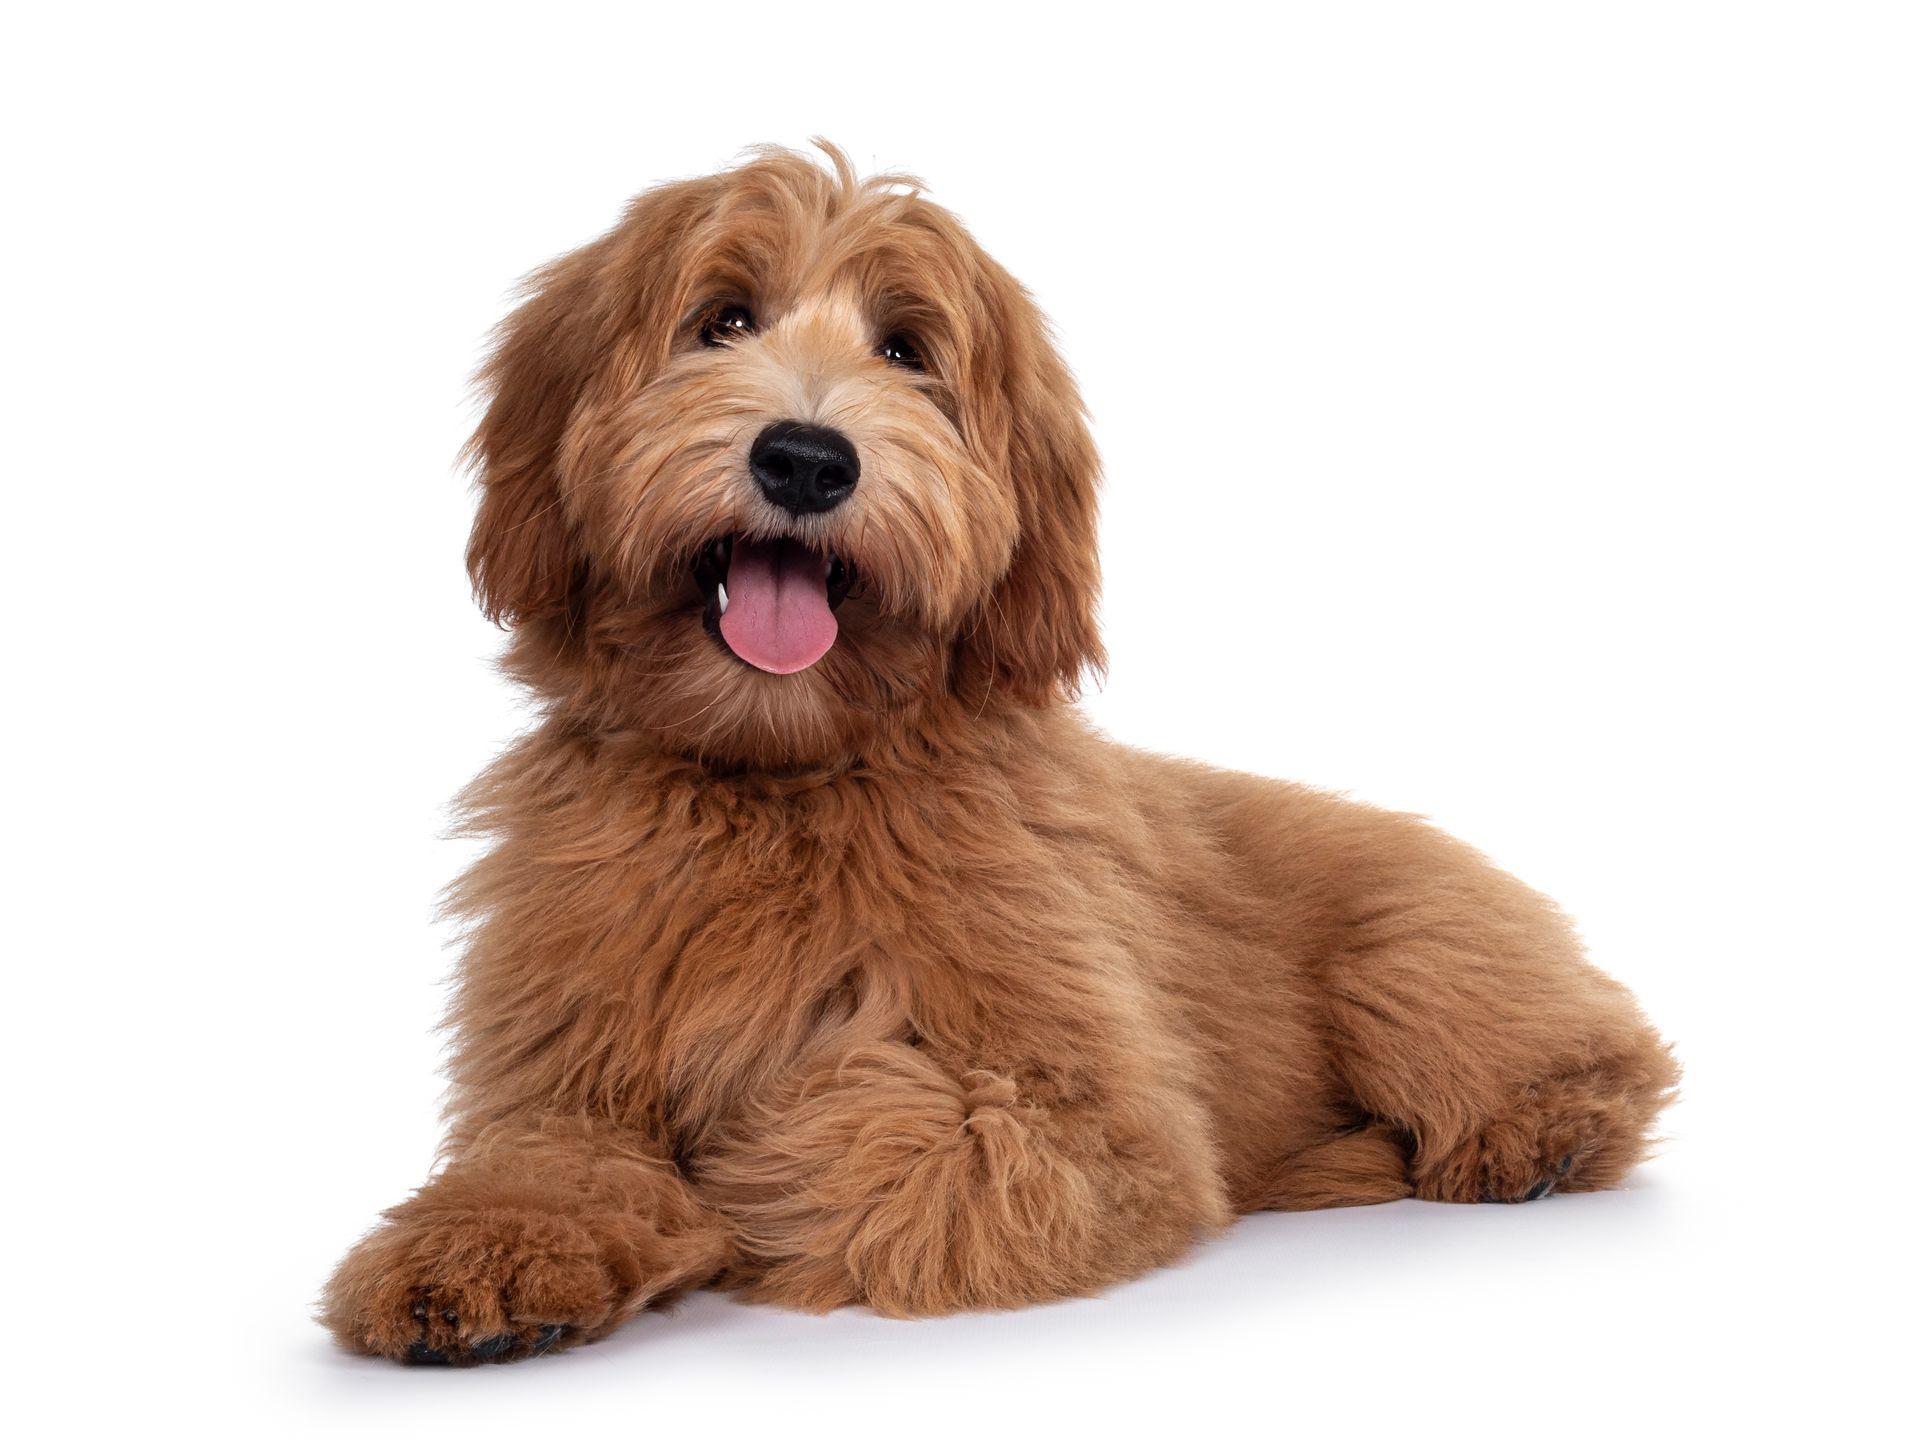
[6,3,1915,1435]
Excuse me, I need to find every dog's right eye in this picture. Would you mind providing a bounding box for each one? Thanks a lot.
[699,304,756,346]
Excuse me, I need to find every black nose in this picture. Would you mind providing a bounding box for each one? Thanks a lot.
[749,421,860,515]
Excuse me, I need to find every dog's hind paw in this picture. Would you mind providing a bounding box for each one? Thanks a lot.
[1411,1051,1678,1205]
[1418,1095,1596,1205]
[1502,1153,1575,1204]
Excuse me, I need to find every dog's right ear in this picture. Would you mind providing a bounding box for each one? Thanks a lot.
[463,246,610,627]
[463,250,617,628]
[466,174,721,626]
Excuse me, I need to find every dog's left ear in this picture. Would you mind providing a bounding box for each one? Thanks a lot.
[956,265,1106,704]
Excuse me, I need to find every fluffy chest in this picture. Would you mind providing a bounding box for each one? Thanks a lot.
[449,749,1107,1142]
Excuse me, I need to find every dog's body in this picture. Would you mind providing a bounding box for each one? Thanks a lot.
[325,146,1676,1364]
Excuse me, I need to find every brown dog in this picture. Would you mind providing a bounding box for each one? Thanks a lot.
[323,144,1677,1365]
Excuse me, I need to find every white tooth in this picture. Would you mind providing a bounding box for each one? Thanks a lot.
[716,581,729,615]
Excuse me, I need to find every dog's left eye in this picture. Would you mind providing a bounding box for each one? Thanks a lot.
[699,304,755,346]
[880,333,924,371]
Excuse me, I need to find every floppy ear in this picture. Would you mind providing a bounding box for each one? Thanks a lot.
[467,174,723,627]
[463,247,608,627]
[957,267,1106,703]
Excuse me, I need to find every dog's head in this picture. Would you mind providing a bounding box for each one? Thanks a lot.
[465,144,1102,766]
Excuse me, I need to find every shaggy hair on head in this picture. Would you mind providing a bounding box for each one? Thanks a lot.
[323,143,1677,1364]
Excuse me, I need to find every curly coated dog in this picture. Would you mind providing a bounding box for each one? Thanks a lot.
[324,144,1677,1364]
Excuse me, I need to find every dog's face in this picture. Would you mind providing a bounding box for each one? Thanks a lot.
[466,146,1103,767]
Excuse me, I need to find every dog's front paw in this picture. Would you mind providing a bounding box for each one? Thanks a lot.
[323,1206,618,1365]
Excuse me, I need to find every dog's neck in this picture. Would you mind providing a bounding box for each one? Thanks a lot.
[538,690,1076,795]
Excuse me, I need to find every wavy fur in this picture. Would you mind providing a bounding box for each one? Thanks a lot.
[323,145,1677,1363]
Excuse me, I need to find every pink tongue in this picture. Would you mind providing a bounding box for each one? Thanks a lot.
[718,538,838,674]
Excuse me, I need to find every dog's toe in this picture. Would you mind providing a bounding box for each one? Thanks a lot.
[467,1333,518,1362]
[1516,1154,1578,1202]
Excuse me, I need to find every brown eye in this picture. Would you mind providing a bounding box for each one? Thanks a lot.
[699,304,755,346]
[880,332,923,371]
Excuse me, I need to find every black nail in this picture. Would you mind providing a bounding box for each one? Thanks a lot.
[527,1324,567,1356]
[405,1341,451,1366]
[1522,1179,1552,1202]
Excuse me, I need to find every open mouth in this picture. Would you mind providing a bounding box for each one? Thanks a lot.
[692,535,856,674]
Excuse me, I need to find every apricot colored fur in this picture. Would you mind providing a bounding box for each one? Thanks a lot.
[323,144,1677,1363]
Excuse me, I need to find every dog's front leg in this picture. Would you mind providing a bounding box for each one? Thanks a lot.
[694,1038,1231,1315]
[322,1114,732,1363]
